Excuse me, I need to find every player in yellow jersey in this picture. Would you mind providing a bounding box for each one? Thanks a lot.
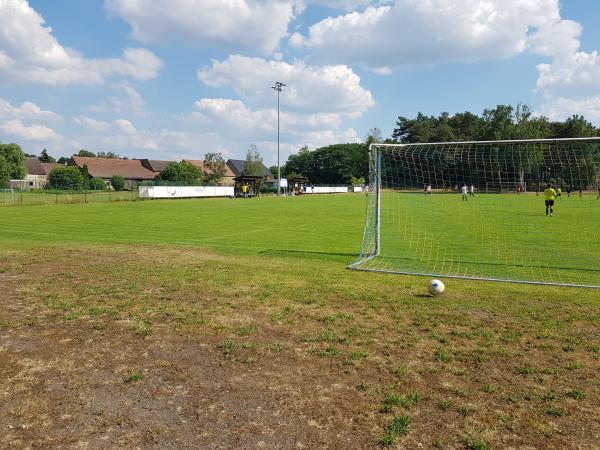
[544,184,557,217]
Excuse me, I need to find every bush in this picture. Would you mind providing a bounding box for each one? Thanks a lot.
[88,178,107,190]
[48,167,84,190]
[111,175,125,191]
[159,161,203,184]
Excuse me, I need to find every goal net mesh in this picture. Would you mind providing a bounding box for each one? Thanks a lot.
[350,138,600,288]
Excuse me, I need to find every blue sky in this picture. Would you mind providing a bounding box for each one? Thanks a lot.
[1,0,599,165]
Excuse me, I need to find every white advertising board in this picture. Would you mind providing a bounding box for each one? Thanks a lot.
[306,186,348,194]
[139,186,234,199]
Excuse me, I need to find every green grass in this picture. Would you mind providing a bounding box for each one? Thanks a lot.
[3,193,599,288]
[361,192,600,287]
[379,415,411,446]
[1,193,600,448]
[0,195,363,258]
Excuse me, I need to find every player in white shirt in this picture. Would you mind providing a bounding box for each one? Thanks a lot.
[426,185,432,195]
[461,184,468,201]
[469,185,475,197]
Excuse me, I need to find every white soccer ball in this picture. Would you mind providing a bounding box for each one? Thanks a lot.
[428,279,445,296]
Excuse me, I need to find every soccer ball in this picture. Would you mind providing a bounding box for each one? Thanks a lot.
[428,279,445,296]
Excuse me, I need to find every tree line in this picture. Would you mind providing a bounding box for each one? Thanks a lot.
[392,105,599,143]
[282,105,600,186]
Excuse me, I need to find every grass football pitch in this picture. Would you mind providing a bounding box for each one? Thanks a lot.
[1,194,599,449]
[366,192,600,287]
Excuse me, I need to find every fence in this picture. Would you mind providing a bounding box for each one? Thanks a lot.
[0,189,138,207]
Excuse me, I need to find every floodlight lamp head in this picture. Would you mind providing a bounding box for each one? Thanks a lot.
[272,81,286,92]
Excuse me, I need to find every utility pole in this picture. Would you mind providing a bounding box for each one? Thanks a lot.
[271,81,286,196]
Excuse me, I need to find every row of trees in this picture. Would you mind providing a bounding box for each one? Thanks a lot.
[282,105,600,186]
[31,148,123,165]
[284,144,368,185]
[392,105,599,143]
[390,105,600,190]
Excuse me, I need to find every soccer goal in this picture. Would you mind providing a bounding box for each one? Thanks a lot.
[349,138,600,288]
[2,189,15,206]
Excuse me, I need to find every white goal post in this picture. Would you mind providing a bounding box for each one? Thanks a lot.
[350,138,600,288]
[2,189,15,206]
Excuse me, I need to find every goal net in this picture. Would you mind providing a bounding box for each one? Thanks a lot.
[350,138,600,288]
[2,189,15,206]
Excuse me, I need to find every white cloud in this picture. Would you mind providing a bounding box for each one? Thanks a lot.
[370,66,391,76]
[0,99,62,122]
[289,0,600,125]
[296,0,375,12]
[1,119,59,141]
[73,116,111,132]
[192,98,360,156]
[111,81,145,113]
[525,6,600,125]
[536,51,600,98]
[292,0,566,68]
[540,96,600,123]
[0,97,62,142]
[105,0,294,55]
[193,98,342,133]
[0,0,162,86]
[87,81,146,116]
[115,118,137,134]
[198,55,374,117]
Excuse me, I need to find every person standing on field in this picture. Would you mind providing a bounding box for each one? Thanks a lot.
[469,184,475,197]
[461,184,468,201]
[544,183,557,217]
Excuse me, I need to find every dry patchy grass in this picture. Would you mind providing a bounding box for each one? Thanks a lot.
[1,245,600,449]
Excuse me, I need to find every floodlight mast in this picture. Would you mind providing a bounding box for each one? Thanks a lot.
[272,81,286,196]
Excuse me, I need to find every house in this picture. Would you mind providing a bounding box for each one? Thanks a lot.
[70,156,156,189]
[138,159,174,177]
[9,157,62,190]
[226,159,276,187]
[226,159,272,178]
[184,159,237,186]
[41,162,62,174]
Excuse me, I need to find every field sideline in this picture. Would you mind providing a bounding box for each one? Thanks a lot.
[1,194,600,449]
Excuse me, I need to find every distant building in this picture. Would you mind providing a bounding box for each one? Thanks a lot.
[41,162,62,174]
[226,159,276,187]
[70,156,156,189]
[9,157,63,190]
[226,159,271,178]
[138,159,174,177]
[184,159,237,186]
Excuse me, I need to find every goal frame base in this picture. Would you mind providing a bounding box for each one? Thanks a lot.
[347,264,600,289]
